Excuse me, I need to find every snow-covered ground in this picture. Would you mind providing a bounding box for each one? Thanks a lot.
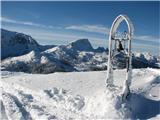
[1,68,160,120]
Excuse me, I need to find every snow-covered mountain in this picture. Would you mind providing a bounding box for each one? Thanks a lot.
[1,29,40,59]
[1,29,160,73]
[1,29,55,59]
[132,52,160,68]
[1,39,107,73]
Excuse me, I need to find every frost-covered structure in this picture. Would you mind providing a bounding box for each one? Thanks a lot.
[106,15,134,100]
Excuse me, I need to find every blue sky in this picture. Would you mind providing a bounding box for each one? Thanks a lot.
[1,1,160,55]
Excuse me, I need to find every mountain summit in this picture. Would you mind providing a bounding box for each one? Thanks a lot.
[69,39,93,51]
[1,29,40,59]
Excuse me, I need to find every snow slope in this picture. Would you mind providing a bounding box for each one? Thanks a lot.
[1,68,160,119]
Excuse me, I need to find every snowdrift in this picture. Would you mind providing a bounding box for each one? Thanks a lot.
[1,68,160,119]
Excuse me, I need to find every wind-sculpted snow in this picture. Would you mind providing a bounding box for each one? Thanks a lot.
[1,69,159,119]
[1,92,25,120]
[84,87,132,119]
[1,80,132,119]
[43,87,85,112]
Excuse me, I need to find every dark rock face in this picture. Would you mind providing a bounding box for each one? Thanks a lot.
[70,39,93,51]
[94,47,106,53]
[1,29,40,59]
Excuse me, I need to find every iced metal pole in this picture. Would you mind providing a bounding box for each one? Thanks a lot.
[106,26,113,87]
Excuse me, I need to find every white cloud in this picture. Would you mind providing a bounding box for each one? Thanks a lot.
[66,24,159,44]
[134,35,159,42]
[29,30,107,47]
[132,42,159,55]
[1,17,59,29]
[2,16,158,43]
[2,26,106,47]
[66,25,110,35]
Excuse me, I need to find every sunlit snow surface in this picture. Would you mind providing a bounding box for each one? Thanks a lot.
[1,68,160,120]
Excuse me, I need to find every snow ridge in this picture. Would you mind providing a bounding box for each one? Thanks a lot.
[1,29,160,74]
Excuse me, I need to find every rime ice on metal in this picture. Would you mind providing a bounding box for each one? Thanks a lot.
[106,15,134,100]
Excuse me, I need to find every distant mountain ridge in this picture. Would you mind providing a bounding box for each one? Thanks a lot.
[1,29,55,59]
[1,29,40,59]
[1,29,159,73]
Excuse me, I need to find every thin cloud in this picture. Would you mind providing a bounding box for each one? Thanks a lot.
[1,17,60,29]
[66,24,159,43]
[66,25,110,35]
[134,35,159,42]
[28,30,107,46]
[2,26,107,48]
[2,17,158,43]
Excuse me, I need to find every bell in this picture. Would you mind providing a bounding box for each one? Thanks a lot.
[117,41,124,52]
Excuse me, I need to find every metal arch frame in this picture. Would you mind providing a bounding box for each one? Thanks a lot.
[106,14,134,100]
